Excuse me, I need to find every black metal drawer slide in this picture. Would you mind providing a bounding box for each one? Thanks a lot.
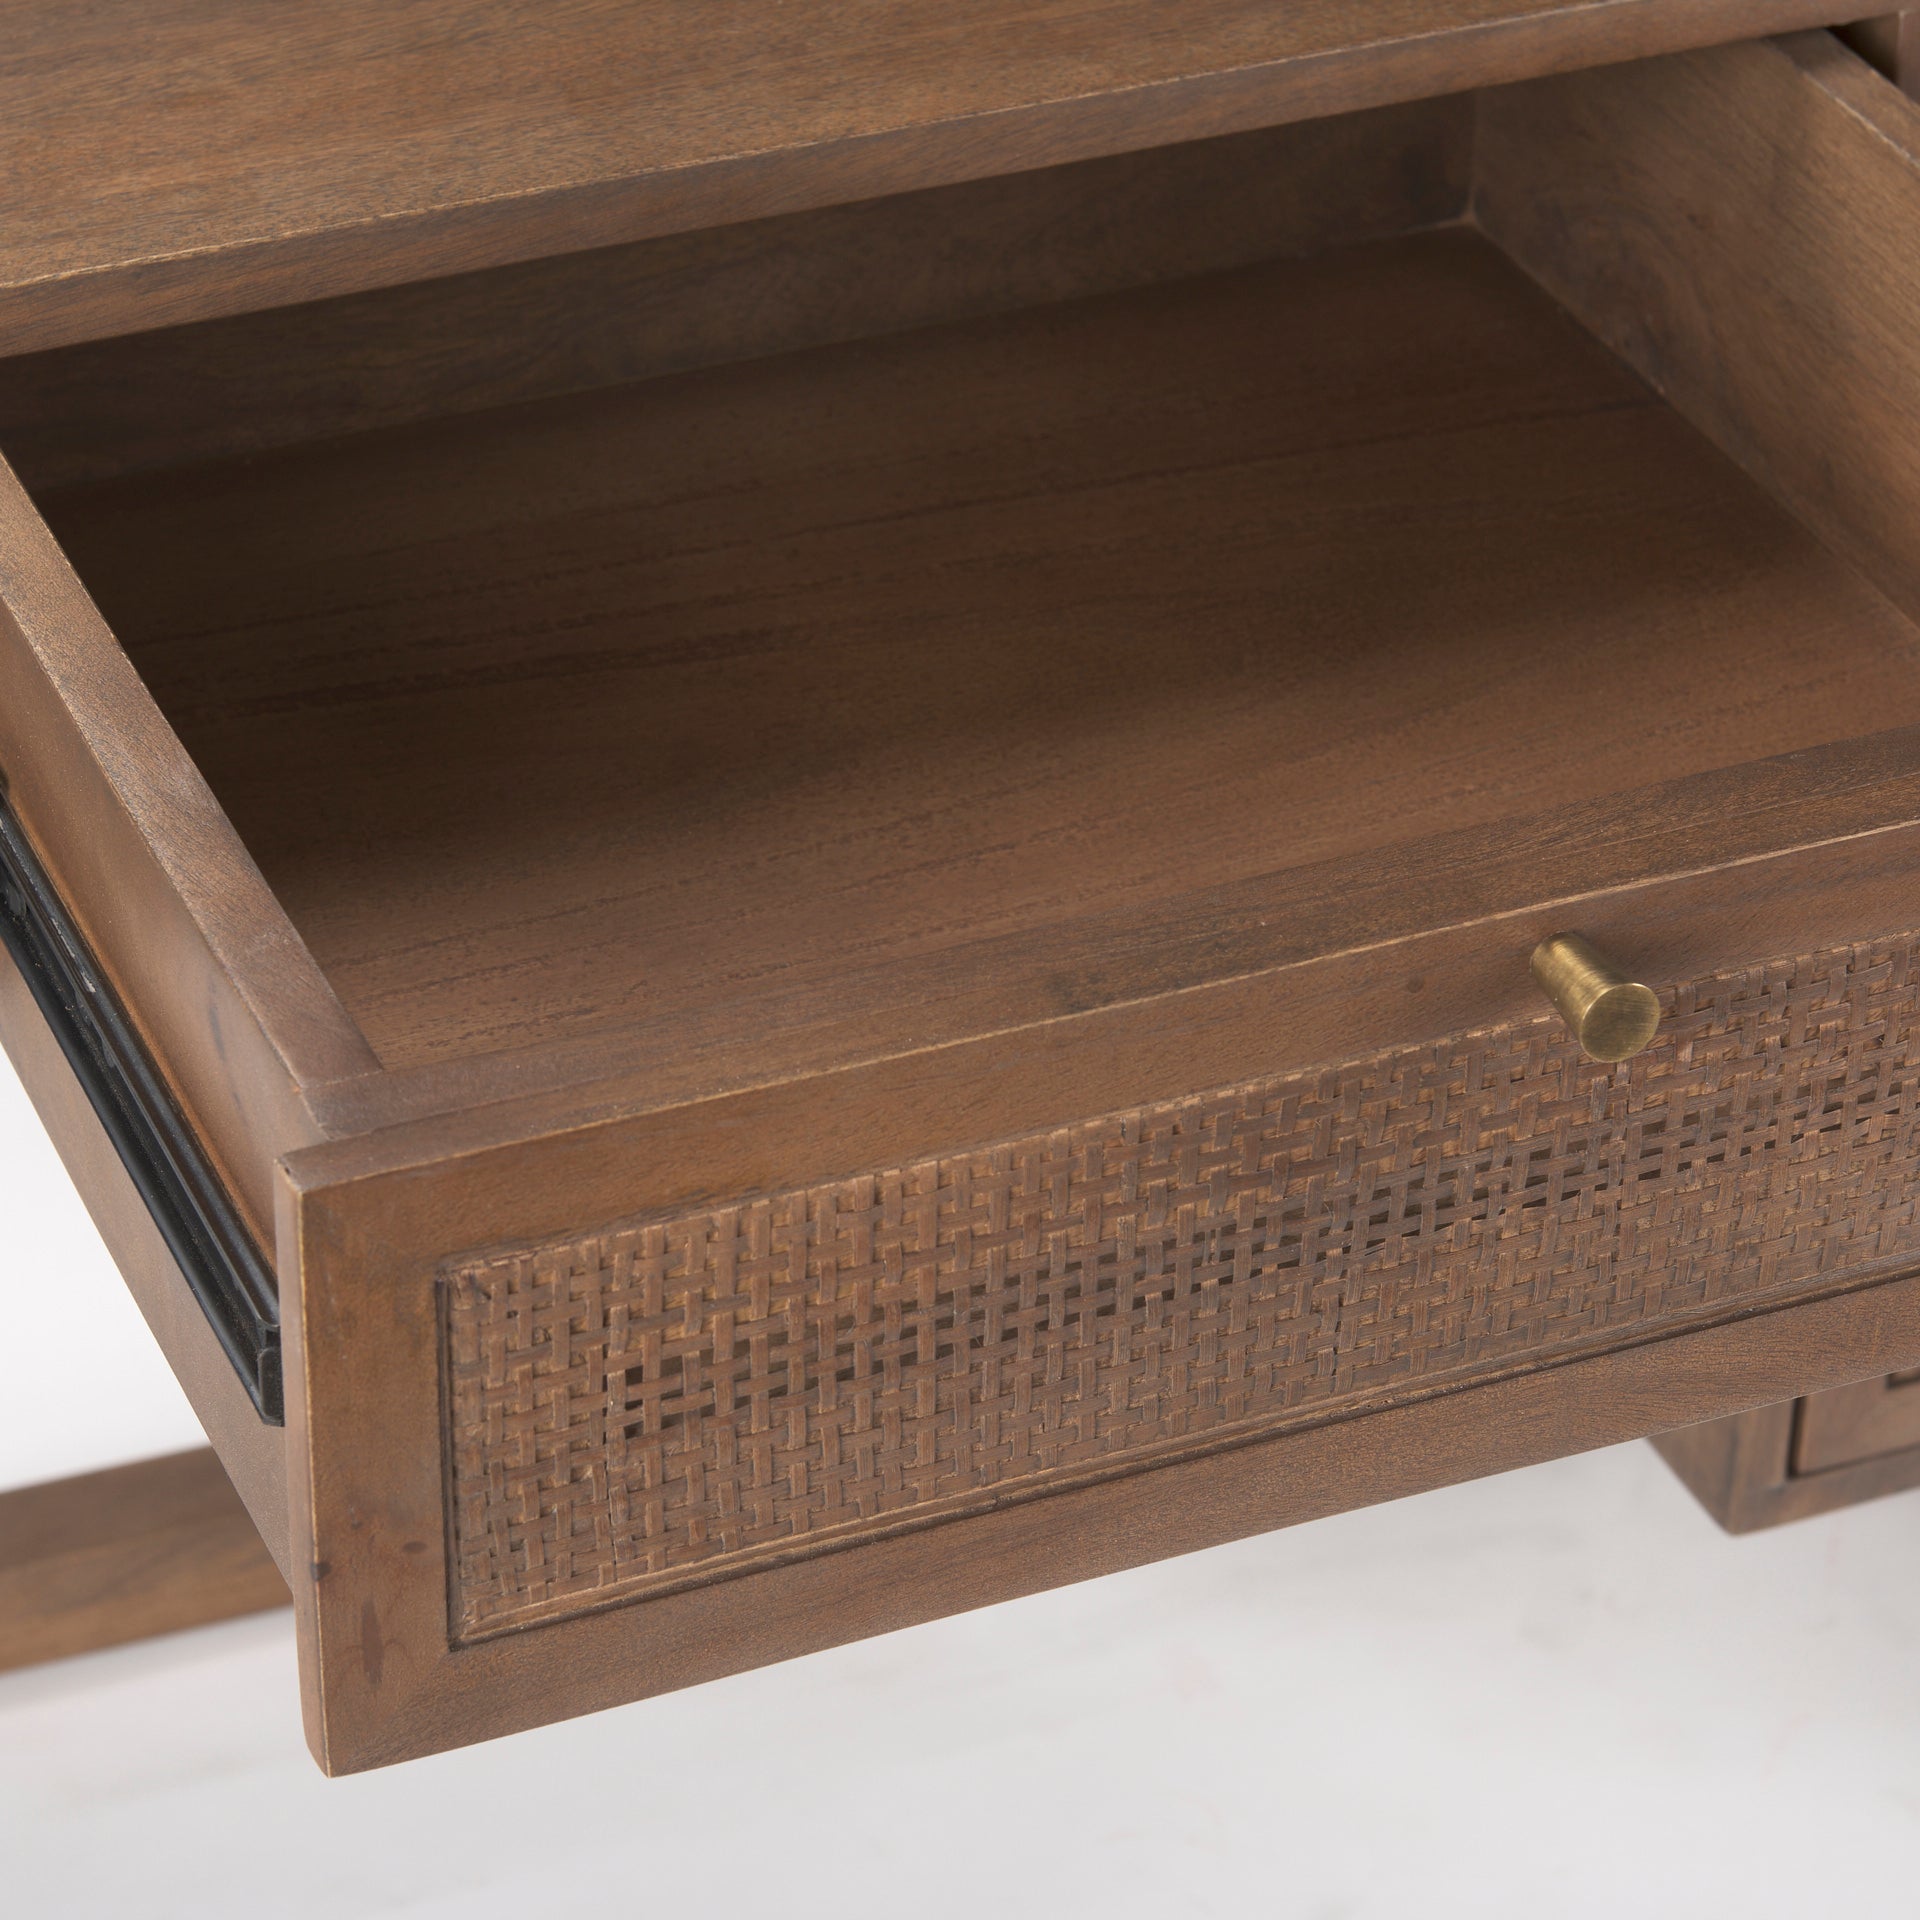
[0,801,281,1422]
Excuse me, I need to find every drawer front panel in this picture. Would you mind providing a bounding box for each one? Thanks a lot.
[445,930,1920,1641]
[1794,1368,1920,1472]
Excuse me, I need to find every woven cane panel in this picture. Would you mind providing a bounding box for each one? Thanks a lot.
[444,934,1920,1638]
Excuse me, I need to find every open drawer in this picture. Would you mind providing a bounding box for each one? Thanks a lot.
[6,29,1920,1770]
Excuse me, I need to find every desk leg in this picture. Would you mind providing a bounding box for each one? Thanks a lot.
[0,1447,288,1672]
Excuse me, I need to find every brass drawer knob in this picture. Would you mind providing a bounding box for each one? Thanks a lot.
[1530,932,1661,1063]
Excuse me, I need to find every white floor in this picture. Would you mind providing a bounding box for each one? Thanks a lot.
[3,1058,1917,1918]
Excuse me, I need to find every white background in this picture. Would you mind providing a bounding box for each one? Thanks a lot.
[3,1044,1917,1918]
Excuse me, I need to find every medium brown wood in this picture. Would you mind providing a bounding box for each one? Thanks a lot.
[1654,1385,1920,1529]
[1837,12,1920,92]
[251,719,1920,1162]
[0,1450,288,1673]
[0,105,1471,494]
[0,944,290,1567]
[0,453,377,1243]
[271,783,1920,1329]
[1476,31,1920,626]
[39,231,1920,1098]
[4,19,1920,1773]
[285,1132,1920,1770]
[0,0,1861,355]
[1650,1403,1798,1532]
[1795,1370,1920,1470]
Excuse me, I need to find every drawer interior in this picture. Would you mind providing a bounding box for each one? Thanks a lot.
[13,60,1920,1095]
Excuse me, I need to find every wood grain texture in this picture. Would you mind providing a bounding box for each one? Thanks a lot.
[0,0,1861,354]
[0,105,1470,493]
[41,231,1920,1102]
[1476,31,1920,627]
[0,944,289,1565]
[0,453,376,1244]
[276,744,1920,1171]
[0,1450,288,1672]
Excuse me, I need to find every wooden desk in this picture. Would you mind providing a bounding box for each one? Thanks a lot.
[2,1,1917,1772]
